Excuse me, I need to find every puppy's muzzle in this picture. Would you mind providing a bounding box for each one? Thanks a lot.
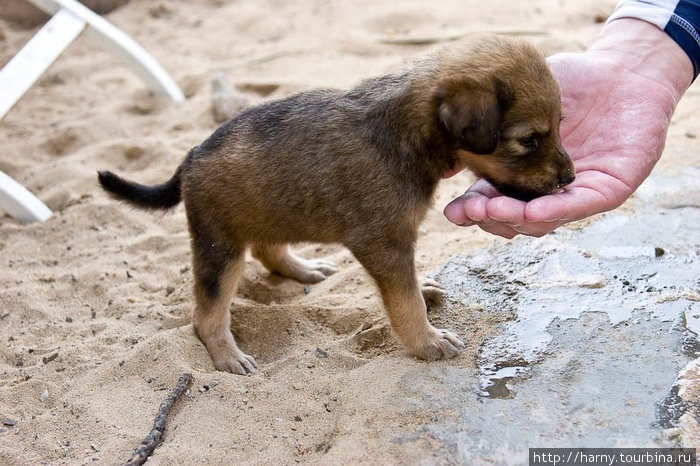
[557,169,575,189]
[556,148,575,189]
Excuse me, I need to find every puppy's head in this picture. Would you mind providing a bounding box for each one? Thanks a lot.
[434,36,574,201]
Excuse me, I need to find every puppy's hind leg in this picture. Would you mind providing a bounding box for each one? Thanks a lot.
[252,243,337,284]
[350,240,464,360]
[190,235,257,375]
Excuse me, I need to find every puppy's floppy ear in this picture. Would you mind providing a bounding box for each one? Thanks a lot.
[437,78,512,154]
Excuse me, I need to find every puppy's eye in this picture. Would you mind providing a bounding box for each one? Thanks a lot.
[520,134,539,152]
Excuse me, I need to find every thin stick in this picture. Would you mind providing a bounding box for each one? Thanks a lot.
[125,373,193,466]
[376,30,547,45]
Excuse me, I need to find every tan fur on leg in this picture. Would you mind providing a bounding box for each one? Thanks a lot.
[351,240,464,360]
[381,275,463,360]
[192,253,257,375]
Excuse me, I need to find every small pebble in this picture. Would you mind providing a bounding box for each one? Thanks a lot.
[654,247,665,257]
[42,352,59,364]
[65,316,73,323]
[148,4,171,19]
[577,274,606,289]
[303,286,312,295]
[2,419,16,427]
[123,146,144,160]
[39,388,49,403]
[313,348,329,358]
[166,286,176,296]
[211,73,248,123]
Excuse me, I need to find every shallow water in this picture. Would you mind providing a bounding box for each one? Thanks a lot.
[420,170,699,462]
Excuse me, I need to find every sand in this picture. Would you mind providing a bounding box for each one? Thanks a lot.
[0,0,697,464]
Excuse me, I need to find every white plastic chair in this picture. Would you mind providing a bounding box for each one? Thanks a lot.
[0,0,184,223]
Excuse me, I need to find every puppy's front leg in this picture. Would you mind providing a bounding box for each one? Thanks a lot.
[351,242,464,360]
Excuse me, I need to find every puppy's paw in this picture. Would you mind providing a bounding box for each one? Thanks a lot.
[211,348,258,375]
[294,258,338,284]
[421,277,445,304]
[409,327,465,361]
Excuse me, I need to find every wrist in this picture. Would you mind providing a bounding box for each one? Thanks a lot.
[591,18,693,106]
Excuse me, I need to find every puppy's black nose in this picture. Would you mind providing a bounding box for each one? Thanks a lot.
[558,171,575,188]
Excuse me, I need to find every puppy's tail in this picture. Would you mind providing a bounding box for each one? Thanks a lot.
[97,165,183,211]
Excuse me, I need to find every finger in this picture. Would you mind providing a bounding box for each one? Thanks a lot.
[484,196,527,224]
[443,178,504,226]
[477,189,565,237]
[443,191,484,226]
[474,219,520,239]
[465,178,501,197]
[482,193,559,237]
[511,220,564,237]
[524,182,611,224]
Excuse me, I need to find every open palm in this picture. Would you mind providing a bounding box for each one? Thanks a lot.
[443,48,682,238]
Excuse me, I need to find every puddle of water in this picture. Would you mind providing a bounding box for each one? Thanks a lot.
[479,364,529,399]
[397,169,700,462]
[433,207,698,402]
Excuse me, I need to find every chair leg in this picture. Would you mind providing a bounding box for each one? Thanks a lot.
[0,0,184,222]
[0,8,86,120]
[27,0,185,102]
[0,171,52,223]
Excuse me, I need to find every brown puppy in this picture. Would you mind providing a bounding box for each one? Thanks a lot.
[98,35,574,375]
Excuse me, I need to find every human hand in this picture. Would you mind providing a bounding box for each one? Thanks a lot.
[443,19,693,238]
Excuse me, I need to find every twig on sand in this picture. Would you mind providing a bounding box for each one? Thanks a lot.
[239,51,297,68]
[377,30,547,45]
[125,373,193,466]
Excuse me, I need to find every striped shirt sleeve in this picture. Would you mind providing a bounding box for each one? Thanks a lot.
[608,0,700,80]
